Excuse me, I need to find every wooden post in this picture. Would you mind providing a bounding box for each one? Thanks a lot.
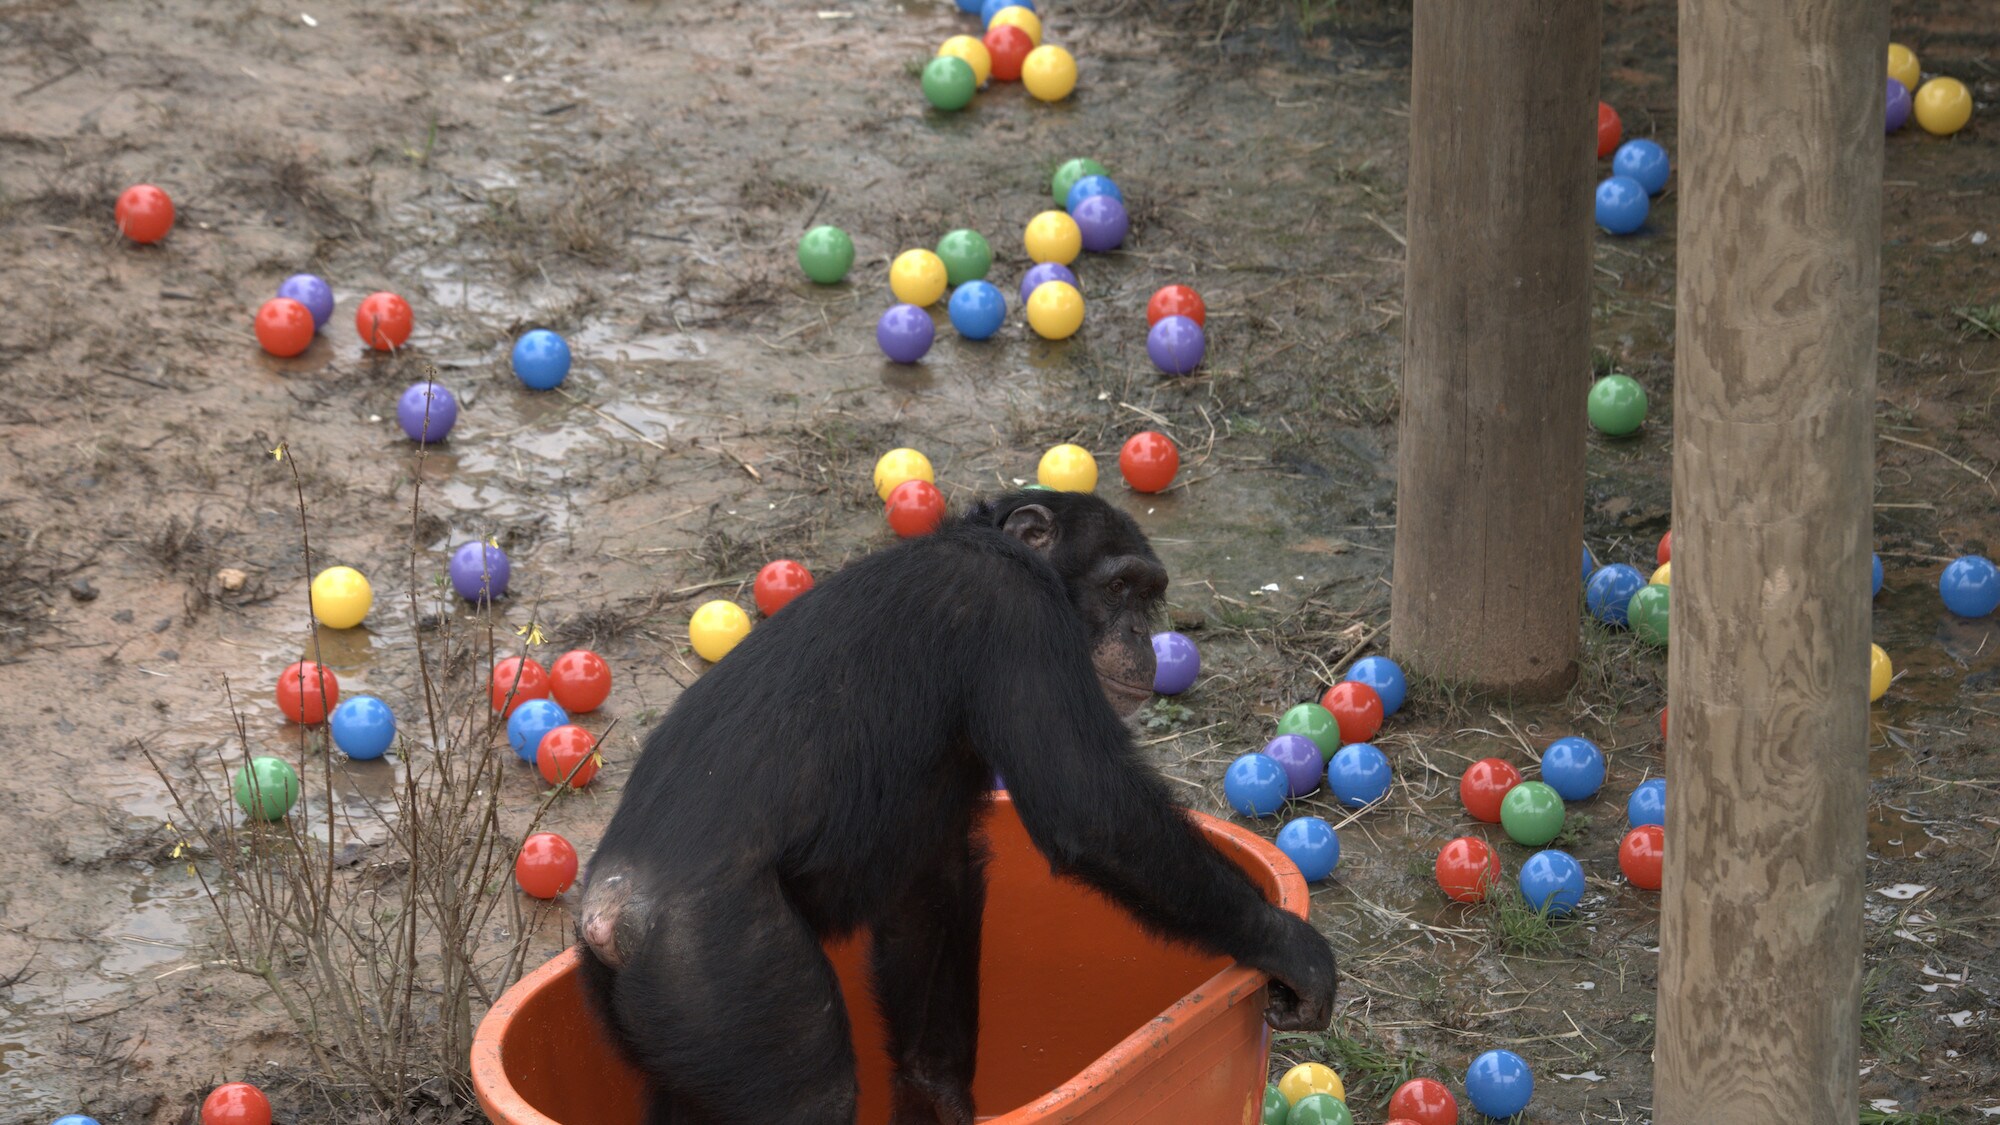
[1390,0,1598,699]
[1656,1,1882,1119]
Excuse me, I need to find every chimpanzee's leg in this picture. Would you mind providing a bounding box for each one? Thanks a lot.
[871,830,988,1125]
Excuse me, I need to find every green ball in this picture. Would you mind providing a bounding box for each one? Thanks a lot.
[1277,703,1341,761]
[1588,374,1648,436]
[1287,1094,1352,1125]
[1051,157,1109,206]
[1499,780,1565,846]
[1262,1084,1290,1125]
[797,225,854,285]
[1628,583,1670,646]
[1023,483,1054,492]
[935,229,993,286]
[233,756,301,822]
[922,55,977,112]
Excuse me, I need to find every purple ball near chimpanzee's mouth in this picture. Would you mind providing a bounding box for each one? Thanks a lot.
[1151,631,1200,694]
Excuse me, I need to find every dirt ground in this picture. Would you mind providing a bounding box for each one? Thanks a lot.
[1,0,1995,1121]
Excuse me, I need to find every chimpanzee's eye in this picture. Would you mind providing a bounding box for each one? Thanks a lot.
[1107,579,1127,598]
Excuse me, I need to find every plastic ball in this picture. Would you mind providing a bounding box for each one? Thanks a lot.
[53,1117,104,1125]
[1051,157,1109,206]
[1914,77,1972,136]
[1223,752,1288,817]
[1540,736,1605,800]
[1612,139,1671,195]
[1024,211,1082,266]
[490,656,551,716]
[1389,1077,1459,1125]
[980,0,1032,23]
[1460,757,1521,823]
[1065,174,1124,213]
[1583,543,1595,581]
[1465,1049,1534,1119]
[1886,76,1912,133]
[754,559,814,616]
[1277,702,1340,760]
[276,660,339,725]
[1594,174,1649,236]
[329,696,396,761]
[1651,561,1671,585]
[1072,196,1128,253]
[1500,780,1566,846]
[1326,742,1391,808]
[356,291,413,351]
[516,832,578,899]
[511,328,572,389]
[947,280,1007,340]
[549,649,612,712]
[1262,734,1324,797]
[984,24,1032,83]
[921,55,977,112]
[1151,631,1200,694]
[1018,262,1078,305]
[1318,681,1383,744]
[1278,1063,1346,1106]
[1628,583,1670,646]
[689,600,753,662]
[988,5,1041,46]
[233,756,301,822]
[1939,555,2000,617]
[1870,643,1892,702]
[1286,1095,1352,1125]
[886,479,948,538]
[797,225,855,284]
[1147,284,1205,327]
[1588,373,1647,435]
[1873,552,1883,597]
[1021,45,1076,102]
[1659,706,1668,740]
[397,380,458,443]
[1596,101,1622,159]
[1658,529,1672,564]
[1620,823,1664,890]
[1026,281,1085,339]
[1037,443,1097,492]
[199,1082,273,1125]
[1147,315,1206,375]
[253,297,315,358]
[279,273,335,329]
[1119,431,1179,493]
[1627,778,1666,828]
[1520,848,1586,916]
[1343,655,1406,716]
[114,184,175,243]
[1586,563,1647,625]
[536,724,602,788]
[936,229,994,287]
[873,448,935,501]
[889,249,948,307]
[1262,1084,1290,1125]
[939,35,992,86]
[877,304,936,363]
[1886,43,1920,93]
[1435,836,1502,903]
[310,565,373,629]
[1275,816,1340,882]
[449,541,511,602]
[506,699,570,763]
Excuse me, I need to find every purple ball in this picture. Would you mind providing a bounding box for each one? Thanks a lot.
[1018,262,1079,306]
[449,541,510,602]
[1073,195,1129,253]
[1262,734,1323,798]
[877,304,934,364]
[1151,631,1200,694]
[277,273,335,330]
[396,380,458,443]
[1886,76,1912,133]
[1148,315,1206,375]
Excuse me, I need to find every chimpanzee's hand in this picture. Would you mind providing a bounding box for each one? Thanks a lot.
[1261,915,1337,1031]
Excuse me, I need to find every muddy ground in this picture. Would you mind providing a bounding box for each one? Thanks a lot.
[1,0,1996,1121]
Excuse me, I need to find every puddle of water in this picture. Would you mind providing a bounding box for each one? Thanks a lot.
[1868,806,1944,858]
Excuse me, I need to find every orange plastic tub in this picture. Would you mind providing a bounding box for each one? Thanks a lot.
[473,794,1308,1124]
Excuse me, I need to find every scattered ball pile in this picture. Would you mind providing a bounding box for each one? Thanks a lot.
[1885,42,1973,137]
[927,0,1075,111]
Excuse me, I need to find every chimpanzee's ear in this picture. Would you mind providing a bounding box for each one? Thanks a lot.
[1002,504,1058,553]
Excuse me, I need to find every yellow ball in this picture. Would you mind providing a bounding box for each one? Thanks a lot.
[1650,562,1671,586]
[1025,281,1085,340]
[873,447,935,502]
[1913,77,1972,137]
[939,35,992,87]
[310,566,372,629]
[1037,443,1098,492]
[1886,43,1920,94]
[890,249,949,307]
[1021,45,1077,103]
[1024,210,1081,266]
[1277,1062,1345,1106]
[1869,643,1892,703]
[988,6,1041,47]
[690,600,752,663]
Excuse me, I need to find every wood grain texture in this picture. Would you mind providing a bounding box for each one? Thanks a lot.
[1657,0,1883,1119]
[1390,0,1598,698]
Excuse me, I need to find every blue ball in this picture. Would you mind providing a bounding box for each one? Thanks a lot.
[1939,555,2000,618]
[329,695,397,761]
[956,0,983,11]
[981,0,1032,26]
[1064,174,1124,213]
[1518,849,1585,917]
[1275,816,1340,882]
[1540,736,1605,801]
[1343,655,1406,717]
[53,1117,103,1125]
[506,699,570,764]
[1612,138,1671,195]
[1595,175,1649,236]
[1224,752,1288,818]
[1582,543,1595,582]
[1627,777,1666,828]
[947,280,1007,341]
[512,329,572,390]
[1325,743,1392,808]
[1586,564,1647,626]
[1873,552,1884,597]
[1465,1048,1535,1119]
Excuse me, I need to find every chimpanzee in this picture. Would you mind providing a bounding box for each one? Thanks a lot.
[577,490,1337,1125]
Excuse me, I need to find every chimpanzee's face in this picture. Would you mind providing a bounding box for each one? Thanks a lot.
[1000,498,1168,717]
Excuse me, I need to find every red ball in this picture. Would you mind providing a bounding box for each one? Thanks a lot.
[115,184,175,244]
[1434,836,1501,903]
[535,724,602,788]
[1597,100,1623,159]
[1389,1078,1458,1125]
[254,297,316,358]
[984,25,1032,82]
[1659,706,1668,740]
[1146,284,1206,328]
[1318,681,1383,744]
[1459,757,1521,824]
[516,832,578,899]
[1620,823,1664,890]
[276,660,339,725]
[886,479,947,538]
[200,1082,272,1125]
[490,656,551,716]
[1118,431,1180,494]
[549,649,612,713]
[754,559,815,616]
[1657,529,1672,565]
[356,291,413,351]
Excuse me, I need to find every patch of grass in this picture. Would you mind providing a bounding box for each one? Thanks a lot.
[1859,1109,1958,1125]
[1484,882,1578,956]
[1953,304,1999,340]
[1860,967,1926,1066]
[1141,699,1195,733]
[1273,1018,1432,1110]
[1551,811,1590,850]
